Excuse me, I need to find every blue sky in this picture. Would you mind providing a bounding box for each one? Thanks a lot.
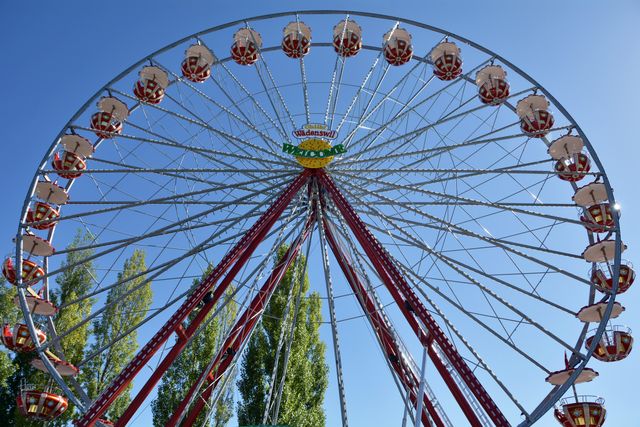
[1,1,639,426]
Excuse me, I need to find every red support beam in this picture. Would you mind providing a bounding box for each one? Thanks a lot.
[76,171,311,427]
[167,215,315,427]
[323,217,444,427]
[317,170,509,427]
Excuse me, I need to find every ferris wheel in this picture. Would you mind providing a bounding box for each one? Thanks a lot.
[1,10,634,427]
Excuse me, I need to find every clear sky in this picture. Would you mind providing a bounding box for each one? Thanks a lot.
[1,1,639,426]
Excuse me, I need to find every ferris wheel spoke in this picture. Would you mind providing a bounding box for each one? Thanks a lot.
[316,190,350,427]
[339,58,495,155]
[213,58,292,143]
[337,183,589,306]
[46,205,309,353]
[341,82,536,169]
[355,203,588,361]
[336,171,584,229]
[338,51,434,149]
[79,212,304,373]
[334,48,384,133]
[31,172,292,228]
[397,259,530,416]
[71,123,292,169]
[41,178,291,291]
[152,60,291,159]
[321,208,455,426]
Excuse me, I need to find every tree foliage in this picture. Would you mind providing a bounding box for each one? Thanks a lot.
[151,264,237,427]
[83,249,152,421]
[237,245,328,427]
[0,230,96,426]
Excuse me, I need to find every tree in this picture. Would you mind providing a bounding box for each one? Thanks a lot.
[83,249,152,421]
[0,276,19,396]
[151,265,237,427]
[237,245,328,427]
[0,230,96,426]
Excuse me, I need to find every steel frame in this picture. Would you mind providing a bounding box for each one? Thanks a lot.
[12,10,621,427]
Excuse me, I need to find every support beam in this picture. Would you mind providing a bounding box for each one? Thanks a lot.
[322,216,443,427]
[167,215,315,426]
[317,169,509,427]
[76,170,311,427]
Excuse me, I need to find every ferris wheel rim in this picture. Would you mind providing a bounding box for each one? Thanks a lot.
[9,10,624,426]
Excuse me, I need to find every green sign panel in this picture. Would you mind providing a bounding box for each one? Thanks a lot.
[282,143,347,159]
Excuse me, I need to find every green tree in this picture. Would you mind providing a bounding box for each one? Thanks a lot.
[151,265,237,427]
[237,245,328,427]
[0,230,96,426]
[0,276,18,389]
[83,249,152,421]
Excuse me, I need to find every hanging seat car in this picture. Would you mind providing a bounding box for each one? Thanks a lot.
[571,179,615,231]
[548,135,591,182]
[585,325,633,362]
[1,323,46,353]
[90,97,129,139]
[52,151,86,179]
[475,65,510,105]
[26,202,60,230]
[16,384,68,421]
[281,21,312,58]
[2,258,44,285]
[554,396,606,427]
[516,94,554,138]
[231,28,262,65]
[579,203,614,233]
[133,66,169,104]
[430,41,463,80]
[181,44,215,82]
[383,27,413,66]
[591,261,635,295]
[333,19,362,57]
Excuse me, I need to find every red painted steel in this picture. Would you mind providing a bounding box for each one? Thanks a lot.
[77,171,311,427]
[169,216,315,426]
[317,169,509,427]
[323,217,445,427]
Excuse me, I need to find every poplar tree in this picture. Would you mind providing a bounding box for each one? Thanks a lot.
[237,245,328,427]
[0,230,97,426]
[83,249,152,421]
[151,265,238,427]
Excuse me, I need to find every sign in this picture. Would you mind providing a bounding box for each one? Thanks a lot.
[282,143,346,159]
[292,123,337,140]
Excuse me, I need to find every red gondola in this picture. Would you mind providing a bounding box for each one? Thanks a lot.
[52,151,86,179]
[2,258,44,285]
[431,42,462,80]
[585,326,633,362]
[17,384,68,421]
[333,19,362,57]
[26,202,59,230]
[231,28,262,65]
[383,28,413,66]
[1,323,47,353]
[476,65,510,105]
[133,66,169,104]
[181,44,215,83]
[580,203,614,233]
[516,95,554,138]
[281,22,312,58]
[554,396,606,427]
[555,153,591,182]
[591,262,635,294]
